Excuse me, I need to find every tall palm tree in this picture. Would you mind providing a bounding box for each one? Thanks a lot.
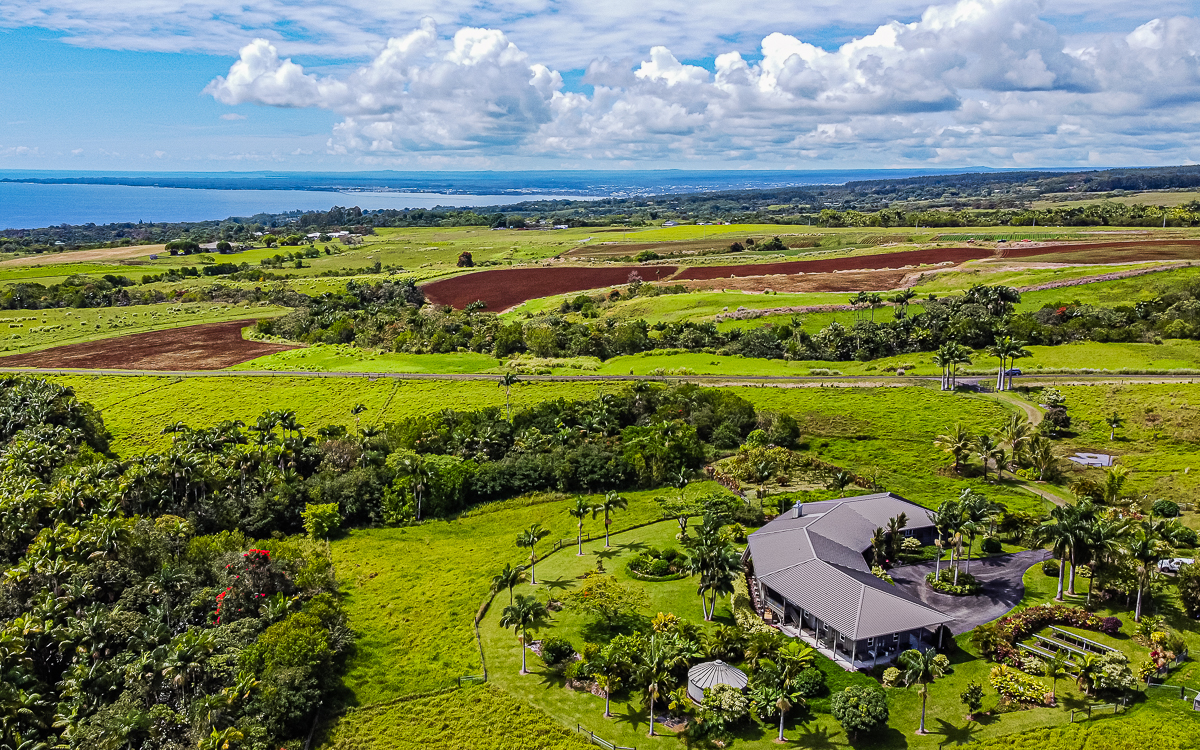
[899,648,946,734]
[1037,507,1076,600]
[974,434,1002,481]
[499,373,520,421]
[885,512,909,562]
[934,425,973,473]
[1085,516,1129,606]
[568,496,593,555]
[515,524,550,584]
[592,492,628,548]
[638,634,688,737]
[946,342,973,390]
[1028,436,1057,481]
[500,594,549,675]
[958,490,993,575]
[932,347,951,391]
[927,500,961,580]
[755,640,816,742]
[987,336,1030,391]
[1126,527,1168,622]
[588,642,629,717]
[491,563,527,605]
[684,518,741,620]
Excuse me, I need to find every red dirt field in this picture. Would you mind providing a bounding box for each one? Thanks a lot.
[422,265,678,310]
[0,320,295,370]
[674,246,994,280]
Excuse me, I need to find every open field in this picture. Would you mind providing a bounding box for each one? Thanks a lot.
[1033,190,1200,209]
[0,243,166,266]
[0,319,293,370]
[424,264,678,310]
[0,302,286,355]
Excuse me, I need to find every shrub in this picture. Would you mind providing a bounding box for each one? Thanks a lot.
[960,682,984,715]
[793,667,825,698]
[830,686,889,740]
[731,577,772,634]
[1092,651,1136,692]
[881,667,900,687]
[1042,559,1060,576]
[901,537,922,553]
[989,664,1044,704]
[1173,526,1199,548]
[926,569,980,595]
[301,502,341,540]
[932,653,952,674]
[627,548,684,579]
[1178,563,1200,618]
[981,536,1002,553]
[702,683,749,724]
[541,637,575,666]
[1098,617,1123,636]
[1020,655,1045,676]
[1152,499,1181,518]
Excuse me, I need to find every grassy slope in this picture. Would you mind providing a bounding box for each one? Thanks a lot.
[1053,383,1200,506]
[0,302,286,355]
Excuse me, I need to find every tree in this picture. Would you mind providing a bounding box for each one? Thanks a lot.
[457,251,474,267]
[1101,465,1131,504]
[1045,650,1070,703]
[1037,506,1076,601]
[498,373,519,421]
[960,681,984,718]
[885,512,909,563]
[588,641,631,717]
[957,490,994,575]
[974,434,1002,481]
[1126,527,1169,622]
[935,424,973,473]
[568,496,593,555]
[592,492,628,548]
[516,524,550,584]
[830,685,889,741]
[638,634,688,736]
[1106,411,1124,441]
[656,493,704,537]
[563,571,649,628]
[1028,436,1057,481]
[987,336,1030,391]
[898,648,946,734]
[752,640,816,741]
[683,517,741,620]
[826,470,855,497]
[491,563,526,605]
[999,413,1032,469]
[499,594,549,675]
[300,502,340,540]
[1176,562,1200,618]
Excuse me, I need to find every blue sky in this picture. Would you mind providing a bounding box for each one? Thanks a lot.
[2,0,1199,170]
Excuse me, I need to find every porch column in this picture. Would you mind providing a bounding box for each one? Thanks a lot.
[850,639,857,666]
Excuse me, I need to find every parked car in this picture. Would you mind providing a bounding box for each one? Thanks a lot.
[1158,557,1194,574]
[1004,368,1022,376]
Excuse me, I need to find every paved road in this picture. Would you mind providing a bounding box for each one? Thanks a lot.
[890,549,1049,634]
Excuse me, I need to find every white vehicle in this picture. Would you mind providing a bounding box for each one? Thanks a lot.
[1158,557,1194,574]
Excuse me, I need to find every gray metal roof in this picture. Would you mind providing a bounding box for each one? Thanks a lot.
[748,492,952,640]
[687,660,748,703]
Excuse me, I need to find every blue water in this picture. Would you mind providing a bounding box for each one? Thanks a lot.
[0,182,584,230]
[0,167,1072,229]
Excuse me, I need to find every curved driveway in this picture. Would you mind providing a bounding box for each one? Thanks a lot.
[889,549,1049,634]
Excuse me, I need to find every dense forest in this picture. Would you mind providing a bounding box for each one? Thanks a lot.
[0,376,780,749]
[7,165,1200,250]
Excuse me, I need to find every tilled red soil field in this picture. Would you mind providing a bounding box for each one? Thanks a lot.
[998,239,1200,263]
[675,246,994,280]
[423,265,678,310]
[0,320,295,370]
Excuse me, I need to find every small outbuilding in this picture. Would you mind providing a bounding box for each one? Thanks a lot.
[686,660,748,704]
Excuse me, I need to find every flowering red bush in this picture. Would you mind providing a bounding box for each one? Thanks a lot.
[214,548,290,623]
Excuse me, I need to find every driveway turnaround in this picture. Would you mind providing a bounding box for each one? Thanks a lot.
[889,549,1050,635]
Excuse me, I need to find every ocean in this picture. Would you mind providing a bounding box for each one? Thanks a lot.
[0,167,1050,229]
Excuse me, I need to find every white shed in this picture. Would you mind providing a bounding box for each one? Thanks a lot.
[686,660,747,704]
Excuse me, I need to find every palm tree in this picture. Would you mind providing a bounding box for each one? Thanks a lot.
[870,527,888,567]
[638,634,688,736]
[1037,507,1076,600]
[1028,436,1057,480]
[588,642,629,717]
[927,499,961,580]
[934,425,973,473]
[958,490,994,574]
[974,434,1002,481]
[491,563,526,605]
[1075,652,1100,696]
[999,413,1032,469]
[684,518,741,620]
[987,336,1030,391]
[932,347,951,391]
[500,594,549,674]
[1126,527,1168,622]
[499,373,520,421]
[568,496,593,555]
[592,492,628,548]
[755,640,816,741]
[1085,516,1129,606]
[1045,650,1070,703]
[885,512,909,562]
[899,648,946,734]
[891,288,917,320]
[1101,465,1131,504]
[826,471,854,497]
[946,342,973,390]
[516,524,550,584]
[1106,411,1124,441]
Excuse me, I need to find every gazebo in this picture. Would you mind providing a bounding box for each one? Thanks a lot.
[686,660,748,704]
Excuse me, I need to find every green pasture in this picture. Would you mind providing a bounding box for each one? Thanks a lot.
[0,261,166,284]
[0,302,286,355]
[1051,383,1200,506]
[1016,265,1200,310]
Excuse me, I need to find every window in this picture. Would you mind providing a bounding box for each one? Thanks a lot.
[892,633,900,643]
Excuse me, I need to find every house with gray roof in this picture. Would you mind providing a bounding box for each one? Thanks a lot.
[745,492,953,670]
